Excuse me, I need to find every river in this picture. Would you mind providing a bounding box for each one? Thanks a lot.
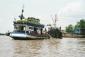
[0,35,85,57]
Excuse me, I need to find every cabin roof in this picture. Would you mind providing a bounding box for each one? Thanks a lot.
[14,21,44,28]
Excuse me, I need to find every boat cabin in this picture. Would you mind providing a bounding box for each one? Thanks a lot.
[13,18,44,36]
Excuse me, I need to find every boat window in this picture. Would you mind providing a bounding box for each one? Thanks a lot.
[29,27,33,29]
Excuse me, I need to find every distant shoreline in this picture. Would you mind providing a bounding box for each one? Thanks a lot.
[63,33,85,38]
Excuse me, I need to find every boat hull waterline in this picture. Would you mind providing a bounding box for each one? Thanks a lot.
[10,33,49,40]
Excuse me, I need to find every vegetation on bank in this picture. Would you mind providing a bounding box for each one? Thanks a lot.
[65,19,85,37]
[0,33,5,35]
[48,28,62,38]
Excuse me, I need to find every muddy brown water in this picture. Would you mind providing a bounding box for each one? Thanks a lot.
[0,35,85,57]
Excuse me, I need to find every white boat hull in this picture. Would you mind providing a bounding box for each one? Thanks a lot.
[10,33,47,40]
[10,32,29,39]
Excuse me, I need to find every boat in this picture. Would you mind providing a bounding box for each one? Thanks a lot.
[10,7,49,40]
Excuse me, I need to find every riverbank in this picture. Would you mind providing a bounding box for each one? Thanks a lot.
[63,33,85,38]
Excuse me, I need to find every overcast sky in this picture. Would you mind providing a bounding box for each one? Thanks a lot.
[0,0,85,33]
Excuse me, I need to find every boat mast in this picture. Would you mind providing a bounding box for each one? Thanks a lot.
[19,5,24,20]
[18,5,25,31]
[51,14,57,28]
[54,14,57,28]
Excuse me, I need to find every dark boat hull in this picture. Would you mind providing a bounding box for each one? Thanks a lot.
[12,37,49,40]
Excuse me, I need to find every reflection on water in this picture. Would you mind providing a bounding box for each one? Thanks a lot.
[0,35,85,57]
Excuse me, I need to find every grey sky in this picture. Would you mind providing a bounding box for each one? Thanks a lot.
[0,0,85,33]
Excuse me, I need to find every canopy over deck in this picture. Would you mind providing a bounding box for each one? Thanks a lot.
[14,21,44,28]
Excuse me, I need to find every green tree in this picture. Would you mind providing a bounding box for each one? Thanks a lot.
[48,28,62,38]
[79,19,85,35]
[74,19,85,35]
[66,24,74,33]
[79,19,85,28]
[75,19,85,28]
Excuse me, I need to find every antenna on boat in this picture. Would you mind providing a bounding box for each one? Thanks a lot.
[51,14,57,28]
[19,5,25,20]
